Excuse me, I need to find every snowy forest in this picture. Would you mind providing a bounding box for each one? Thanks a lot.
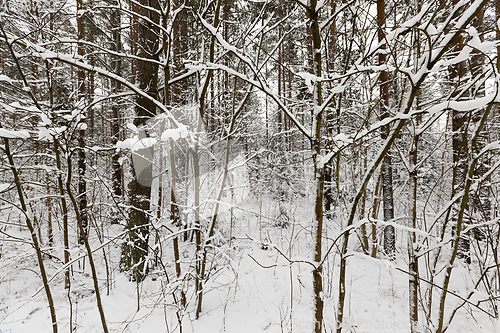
[0,0,499,332]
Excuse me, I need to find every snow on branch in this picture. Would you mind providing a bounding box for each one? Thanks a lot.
[429,0,489,67]
[189,14,313,140]
[0,74,13,85]
[0,128,30,139]
[23,40,183,131]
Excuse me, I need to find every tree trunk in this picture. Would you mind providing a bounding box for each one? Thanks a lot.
[449,0,471,263]
[408,93,420,333]
[437,104,494,333]
[66,155,109,333]
[324,0,336,219]
[470,1,489,244]
[172,0,189,105]
[308,1,325,331]
[169,141,187,307]
[371,170,383,258]
[195,0,223,317]
[121,0,160,282]
[436,1,491,330]
[77,0,88,245]
[111,2,123,202]
[54,140,70,289]
[377,0,395,259]
[408,3,421,328]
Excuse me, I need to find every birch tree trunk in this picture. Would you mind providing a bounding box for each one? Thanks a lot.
[408,91,420,333]
[77,0,88,245]
[377,0,395,259]
[408,3,421,329]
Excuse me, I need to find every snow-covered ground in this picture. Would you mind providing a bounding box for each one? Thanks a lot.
[1,195,500,333]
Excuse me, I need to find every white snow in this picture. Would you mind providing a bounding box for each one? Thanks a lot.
[116,136,157,151]
[0,128,30,139]
[0,183,11,192]
[297,71,319,93]
[0,74,13,85]
[77,122,87,131]
[160,125,188,142]
[127,123,138,131]
[468,26,496,53]
[37,126,67,141]
[334,133,353,144]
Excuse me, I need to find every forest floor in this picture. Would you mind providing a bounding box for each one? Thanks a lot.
[1,195,499,333]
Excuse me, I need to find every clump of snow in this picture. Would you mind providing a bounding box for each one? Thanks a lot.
[127,123,137,131]
[38,112,52,126]
[161,125,188,142]
[0,74,13,85]
[37,126,67,141]
[467,26,496,53]
[77,122,87,131]
[334,133,353,145]
[116,136,157,151]
[297,72,319,93]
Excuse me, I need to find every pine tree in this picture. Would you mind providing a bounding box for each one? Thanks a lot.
[120,0,161,282]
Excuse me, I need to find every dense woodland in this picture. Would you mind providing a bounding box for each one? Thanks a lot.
[1,0,500,332]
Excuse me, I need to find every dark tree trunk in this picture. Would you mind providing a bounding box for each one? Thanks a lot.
[111,2,123,201]
[54,140,70,289]
[470,3,490,242]
[449,0,470,263]
[120,0,160,282]
[172,0,189,105]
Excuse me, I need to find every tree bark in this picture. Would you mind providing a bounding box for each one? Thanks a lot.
[377,0,395,259]
[172,0,189,105]
[408,3,421,328]
[408,91,420,333]
[54,140,70,289]
[470,1,489,244]
[121,0,160,282]
[307,1,325,331]
[324,0,336,219]
[111,1,123,202]
[449,0,470,263]
[77,0,88,245]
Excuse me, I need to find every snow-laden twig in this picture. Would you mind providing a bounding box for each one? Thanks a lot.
[428,0,489,69]
[34,225,199,296]
[245,234,316,269]
[21,40,183,131]
[395,267,495,319]
[197,15,312,140]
